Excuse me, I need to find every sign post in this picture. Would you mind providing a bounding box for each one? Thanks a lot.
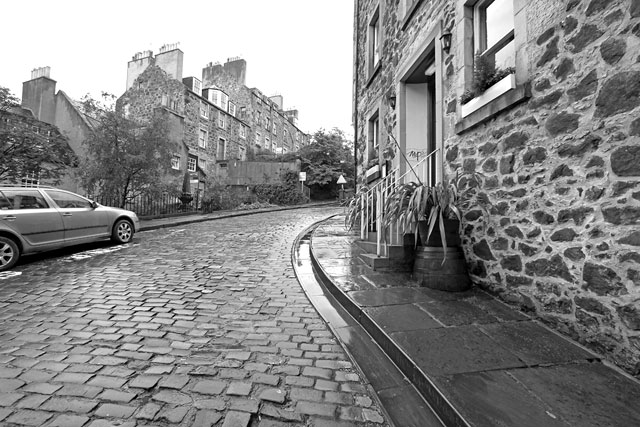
[337,174,347,201]
[299,172,307,193]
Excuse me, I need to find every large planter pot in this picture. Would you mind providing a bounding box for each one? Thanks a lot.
[417,218,461,247]
[414,219,471,292]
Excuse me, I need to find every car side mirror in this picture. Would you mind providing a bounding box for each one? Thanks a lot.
[91,201,99,209]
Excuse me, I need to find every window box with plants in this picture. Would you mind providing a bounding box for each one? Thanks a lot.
[365,159,380,183]
[460,53,516,118]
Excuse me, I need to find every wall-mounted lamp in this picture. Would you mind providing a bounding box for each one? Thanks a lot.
[388,92,397,110]
[440,31,452,54]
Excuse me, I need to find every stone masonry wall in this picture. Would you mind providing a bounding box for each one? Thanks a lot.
[354,0,640,375]
[443,0,640,375]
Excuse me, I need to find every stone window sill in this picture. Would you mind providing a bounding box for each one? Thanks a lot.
[455,81,531,135]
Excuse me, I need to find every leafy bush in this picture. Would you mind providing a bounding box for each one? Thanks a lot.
[253,170,308,205]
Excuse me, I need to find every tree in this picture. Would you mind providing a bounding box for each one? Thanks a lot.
[0,86,76,184]
[298,128,354,199]
[79,94,176,208]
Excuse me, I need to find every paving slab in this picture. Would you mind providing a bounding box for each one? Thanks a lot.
[310,215,640,427]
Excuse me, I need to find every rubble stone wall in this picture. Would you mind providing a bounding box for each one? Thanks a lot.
[354,0,640,375]
[444,0,640,375]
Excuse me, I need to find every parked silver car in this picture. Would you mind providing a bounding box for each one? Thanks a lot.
[0,186,140,271]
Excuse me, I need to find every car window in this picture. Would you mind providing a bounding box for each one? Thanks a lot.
[45,190,93,209]
[0,190,49,210]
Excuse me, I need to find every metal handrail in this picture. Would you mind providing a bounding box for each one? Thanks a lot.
[359,149,439,256]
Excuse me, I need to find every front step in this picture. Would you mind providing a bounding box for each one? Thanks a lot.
[354,232,416,272]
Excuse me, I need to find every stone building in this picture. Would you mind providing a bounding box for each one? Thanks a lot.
[119,46,310,194]
[19,67,95,193]
[353,0,640,375]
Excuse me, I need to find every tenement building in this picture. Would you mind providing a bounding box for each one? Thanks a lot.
[119,45,310,191]
[19,66,95,192]
[353,0,640,375]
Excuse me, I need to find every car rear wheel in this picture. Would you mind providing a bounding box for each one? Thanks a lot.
[0,236,19,272]
[111,219,134,244]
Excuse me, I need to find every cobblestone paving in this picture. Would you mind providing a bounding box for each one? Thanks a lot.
[0,208,389,427]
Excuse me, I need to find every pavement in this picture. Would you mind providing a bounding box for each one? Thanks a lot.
[310,215,640,427]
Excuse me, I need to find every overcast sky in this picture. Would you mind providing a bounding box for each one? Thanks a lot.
[1,0,355,138]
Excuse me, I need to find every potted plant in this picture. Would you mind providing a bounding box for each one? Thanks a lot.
[345,184,373,232]
[382,170,484,291]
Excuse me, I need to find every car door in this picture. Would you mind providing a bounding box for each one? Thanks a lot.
[0,189,65,250]
[43,189,109,243]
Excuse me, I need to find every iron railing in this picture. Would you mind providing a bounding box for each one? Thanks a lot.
[359,150,439,257]
[93,191,201,218]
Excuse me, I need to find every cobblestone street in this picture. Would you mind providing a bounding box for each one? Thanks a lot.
[0,207,390,427]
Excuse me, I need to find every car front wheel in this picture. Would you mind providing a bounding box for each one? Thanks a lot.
[0,236,19,272]
[111,219,134,244]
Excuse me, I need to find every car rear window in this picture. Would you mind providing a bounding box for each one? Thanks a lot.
[0,190,49,209]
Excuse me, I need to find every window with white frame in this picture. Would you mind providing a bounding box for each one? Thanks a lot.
[239,125,246,139]
[199,158,207,171]
[228,102,236,117]
[240,107,247,119]
[272,122,277,135]
[256,132,262,147]
[210,90,219,105]
[217,138,227,160]
[200,101,209,119]
[198,128,208,148]
[187,157,197,172]
[265,136,271,150]
[368,6,381,77]
[238,145,247,161]
[220,93,229,111]
[367,112,380,162]
[171,155,180,170]
[474,0,515,72]
[218,111,226,129]
[458,0,525,124]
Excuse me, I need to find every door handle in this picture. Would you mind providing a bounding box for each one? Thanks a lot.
[2,216,16,221]
[62,213,73,217]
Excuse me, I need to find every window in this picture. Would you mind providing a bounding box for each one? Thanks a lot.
[200,101,209,119]
[240,107,247,119]
[264,117,270,130]
[187,157,197,172]
[239,125,246,139]
[171,155,180,170]
[199,128,208,148]
[211,90,219,105]
[220,93,229,111]
[368,6,381,77]
[272,123,277,135]
[265,136,271,150]
[238,145,247,161]
[228,102,236,117]
[218,112,226,129]
[457,0,526,127]
[400,0,421,27]
[193,79,202,96]
[256,132,262,147]
[44,190,92,209]
[0,190,48,210]
[474,0,515,72]
[217,138,227,160]
[198,158,207,171]
[368,112,380,162]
